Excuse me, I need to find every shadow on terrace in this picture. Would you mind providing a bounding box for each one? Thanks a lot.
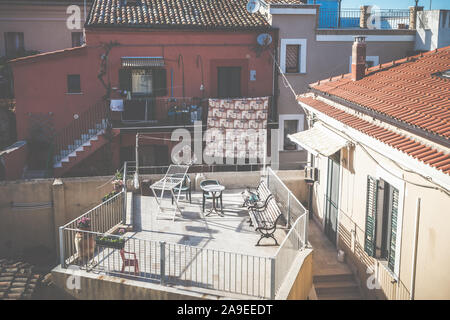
[58,163,309,299]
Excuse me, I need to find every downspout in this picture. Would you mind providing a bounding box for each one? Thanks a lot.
[272,29,279,124]
[178,54,185,98]
[134,133,140,189]
[410,197,421,300]
[196,55,205,99]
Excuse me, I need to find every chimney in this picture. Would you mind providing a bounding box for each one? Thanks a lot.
[351,36,366,81]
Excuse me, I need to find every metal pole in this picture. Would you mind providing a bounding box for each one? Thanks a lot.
[134,134,140,189]
[304,210,309,248]
[287,193,291,229]
[270,258,276,299]
[410,198,421,300]
[123,161,127,223]
[59,226,65,268]
[160,241,166,285]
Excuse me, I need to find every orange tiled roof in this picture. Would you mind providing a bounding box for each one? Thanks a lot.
[310,46,450,140]
[86,0,272,30]
[298,96,450,175]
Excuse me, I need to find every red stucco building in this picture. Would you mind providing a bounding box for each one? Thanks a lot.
[10,0,278,177]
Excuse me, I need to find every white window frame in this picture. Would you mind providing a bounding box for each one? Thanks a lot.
[375,164,405,279]
[279,114,304,151]
[348,56,379,72]
[280,39,307,74]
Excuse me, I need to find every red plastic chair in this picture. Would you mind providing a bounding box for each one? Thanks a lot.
[120,249,140,275]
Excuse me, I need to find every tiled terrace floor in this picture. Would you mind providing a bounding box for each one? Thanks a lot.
[81,189,290,299]
[130,189,287,256]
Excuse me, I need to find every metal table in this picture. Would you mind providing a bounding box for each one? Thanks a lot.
[202,184,225,217]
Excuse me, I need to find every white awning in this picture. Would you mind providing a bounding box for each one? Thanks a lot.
[121,57,165,68]
[288,124,348,157]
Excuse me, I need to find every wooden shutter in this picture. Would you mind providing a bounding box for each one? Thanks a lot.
[285,45,300,73]
[388,187,399,272]
[152,68,167,97]
[118,68,132,91]
[364,175,378,257]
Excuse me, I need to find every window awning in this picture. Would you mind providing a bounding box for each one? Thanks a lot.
[121,57,165,68]
[288,124,348,157]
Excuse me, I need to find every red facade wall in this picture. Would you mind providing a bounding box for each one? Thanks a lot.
[10,28,276,174]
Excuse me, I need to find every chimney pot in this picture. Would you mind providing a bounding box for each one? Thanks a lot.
[351,36,366,81]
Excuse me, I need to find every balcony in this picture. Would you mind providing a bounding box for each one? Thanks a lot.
[55,165,312,300]
[110,96,277,130]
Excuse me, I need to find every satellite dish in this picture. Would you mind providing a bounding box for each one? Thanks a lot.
[257,33,272,46]
[246,0,261,14]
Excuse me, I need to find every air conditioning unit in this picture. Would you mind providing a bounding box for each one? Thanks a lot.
[304,166,319,183]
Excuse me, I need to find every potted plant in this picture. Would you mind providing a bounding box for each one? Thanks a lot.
[74,217,95,263]
[112,178,124,193]
[95,229,126,249]
[102,171,124,202]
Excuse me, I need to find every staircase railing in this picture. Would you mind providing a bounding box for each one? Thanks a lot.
[53,99,110,165]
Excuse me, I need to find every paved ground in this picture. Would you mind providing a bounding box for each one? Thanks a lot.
[131,189,286,256]
[77,189,290,298]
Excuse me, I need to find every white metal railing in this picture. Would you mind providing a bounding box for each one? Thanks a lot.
[59,191,125,267]
[266,167,309,296]
[273,213,308,295]
[59,166,308,299]
[266,167,308,227]
[59,227,272,298]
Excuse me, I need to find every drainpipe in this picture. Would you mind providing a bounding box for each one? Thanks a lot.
[134,133,140,189]
[410,197,421,300]
[178,54,185,98]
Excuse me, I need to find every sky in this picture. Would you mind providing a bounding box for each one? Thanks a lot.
[341,0,450,10]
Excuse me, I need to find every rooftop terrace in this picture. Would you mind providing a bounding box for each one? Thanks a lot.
[57,166,310,299]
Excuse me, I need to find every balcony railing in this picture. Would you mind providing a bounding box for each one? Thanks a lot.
[124,161,264,176]
[58,164,308,299]
[318,8,411,30]
[114,96,276,128]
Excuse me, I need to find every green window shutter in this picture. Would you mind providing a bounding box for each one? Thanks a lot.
[152,68,167,97]
[364,175,378,257]
[388,187,399,272]
[119,68,131,91]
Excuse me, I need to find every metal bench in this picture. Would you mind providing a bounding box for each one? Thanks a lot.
[241,180,275,208]
[247,184,283,246]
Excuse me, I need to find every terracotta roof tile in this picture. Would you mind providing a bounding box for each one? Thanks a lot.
[311,47,450,140]
[298,96,450,175]
[86,0,272,30]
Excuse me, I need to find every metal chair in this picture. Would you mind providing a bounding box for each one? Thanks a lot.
[172,174,192,204]
[200,179,223,213]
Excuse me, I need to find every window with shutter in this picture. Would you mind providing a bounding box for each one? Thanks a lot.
[387,187,399,272]
[72,32,84,47]
[67,74,81,93]
[285,45,300,73]
[5,32,24,57]
[364,175,378,257]
[152,68,167,97]
[119,69,132,92]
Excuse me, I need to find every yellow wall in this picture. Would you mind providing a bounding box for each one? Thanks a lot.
[0,3,89,56]
[312,142,450,300]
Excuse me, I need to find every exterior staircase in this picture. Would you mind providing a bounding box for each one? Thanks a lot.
[313,271,363,300]
[308,219,365,300]
[52,100,111,177]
